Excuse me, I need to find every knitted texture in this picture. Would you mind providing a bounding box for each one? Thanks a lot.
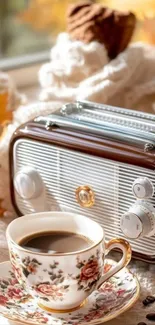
[39,33,109,101]
[39,33,155,113]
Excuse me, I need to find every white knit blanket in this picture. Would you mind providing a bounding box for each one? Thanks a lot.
[39,33,155,113]
[1,32,155,249]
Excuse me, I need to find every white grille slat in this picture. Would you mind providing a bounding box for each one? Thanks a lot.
[14,139,155,256]
[17,157,154,180]
[16,143,154,174]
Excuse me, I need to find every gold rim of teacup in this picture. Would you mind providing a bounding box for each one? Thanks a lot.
[6,213,104,256]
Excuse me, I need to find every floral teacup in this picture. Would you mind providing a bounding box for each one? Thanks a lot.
[6,212,131,312]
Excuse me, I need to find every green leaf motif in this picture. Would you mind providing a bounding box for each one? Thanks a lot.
[85,287,91,292]
[50,264,57,269]
[64,285,69,289]
[7,302,16,306]
[42,297,50,301]
[0,284,7,289]
[60,277,65,283]
[22,267,29,278]
[78,285,84,290]
[76,263,84,269]
[32,258,39,264]
[2,280,9,286]
[50,274,57,281]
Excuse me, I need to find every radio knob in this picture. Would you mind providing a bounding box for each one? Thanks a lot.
[120,201,155,239]
[14,167,43,199]
[132,177,154,199]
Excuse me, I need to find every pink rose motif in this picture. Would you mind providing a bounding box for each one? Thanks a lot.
[0,295,8,306]
[27,312,48,323]
[12,265,22,278]
[99,282,114,293]
[10,278,18,286]
[7,287,23,299]
[22,257,41,276]
[38,317,48,323]
[84,310,103,321]
[33,312,48,323]
[80,259,99,281]
[36,284,63,298]
[117,289,126,296]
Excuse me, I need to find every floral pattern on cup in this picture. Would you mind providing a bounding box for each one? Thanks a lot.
[9,246,102,300]
[34,283,69,302]
[0,260,139,325]
[74,249,102,291]
[22,257,42,277]
[9,249,26,286]
[32,260,70,302]
[32,261,70,302]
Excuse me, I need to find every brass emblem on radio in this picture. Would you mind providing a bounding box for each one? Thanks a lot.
[75,185,95,208]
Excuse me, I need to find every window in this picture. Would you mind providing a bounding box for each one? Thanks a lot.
[0,0,79,64]
[0,1,51,60]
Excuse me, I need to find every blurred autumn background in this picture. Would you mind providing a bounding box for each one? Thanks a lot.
[1,0,155,59]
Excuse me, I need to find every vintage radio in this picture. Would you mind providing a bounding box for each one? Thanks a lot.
[9,101,155,262]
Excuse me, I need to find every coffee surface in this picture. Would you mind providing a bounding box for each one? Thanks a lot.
[19,231,93,253]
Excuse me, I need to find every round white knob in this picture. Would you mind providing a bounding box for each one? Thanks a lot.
[132,177,154,199]
[120,201,155,239]
[14,167,43,199]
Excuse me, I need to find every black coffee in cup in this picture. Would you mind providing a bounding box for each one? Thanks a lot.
[19,231,93,254]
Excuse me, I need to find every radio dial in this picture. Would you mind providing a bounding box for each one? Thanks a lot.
[120,201,155,239]
[14,167,43,200]
[132,177,154,199]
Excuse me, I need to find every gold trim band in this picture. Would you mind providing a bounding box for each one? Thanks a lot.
[38,299,87,313]
[106,238,132,266]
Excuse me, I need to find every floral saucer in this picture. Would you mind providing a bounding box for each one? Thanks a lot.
[0,260,140,325]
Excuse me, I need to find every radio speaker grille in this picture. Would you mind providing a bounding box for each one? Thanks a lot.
[13,139,155,256]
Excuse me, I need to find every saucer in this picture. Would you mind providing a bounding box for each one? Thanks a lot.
[0,259,140,325]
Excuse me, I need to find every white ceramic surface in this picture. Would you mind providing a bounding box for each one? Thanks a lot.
[6,212,131,311]
[0,260,140,325]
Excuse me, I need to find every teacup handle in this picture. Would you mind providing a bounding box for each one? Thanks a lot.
[97,238,132,289]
